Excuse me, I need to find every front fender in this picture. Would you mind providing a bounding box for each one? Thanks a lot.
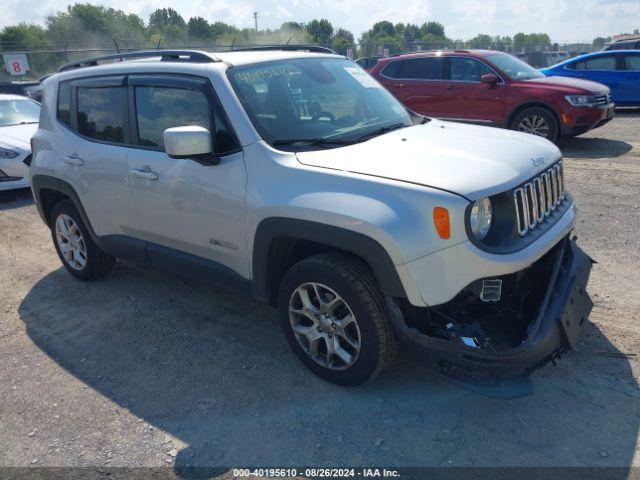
[252,217,407,302]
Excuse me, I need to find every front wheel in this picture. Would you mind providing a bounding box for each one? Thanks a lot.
[511,107,559,142]
[278,253,397,385]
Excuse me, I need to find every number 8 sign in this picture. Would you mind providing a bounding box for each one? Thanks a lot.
[3,54,30,76]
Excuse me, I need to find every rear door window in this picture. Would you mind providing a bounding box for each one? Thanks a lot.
[573,55,617,71]
[381,61,404,79]
[76,86,126,143]
[404,58,444,80]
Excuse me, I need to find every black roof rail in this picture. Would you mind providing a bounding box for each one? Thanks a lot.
[229,45,336,54]
[58,49,219,72]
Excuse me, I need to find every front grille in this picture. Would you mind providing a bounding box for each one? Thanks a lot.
[23,154,32,167]
[595,93,612,106]
[513,162,565,237]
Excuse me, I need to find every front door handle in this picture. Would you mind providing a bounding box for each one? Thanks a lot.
[63,155,84,166]
[395,83,405,88]
[128,169,158,181]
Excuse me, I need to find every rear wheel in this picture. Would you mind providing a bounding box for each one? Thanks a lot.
[278,253,397,385]
[50,200,115,280]
[511,107,559,142]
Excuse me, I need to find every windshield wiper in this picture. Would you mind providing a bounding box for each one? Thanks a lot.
[272,138,354,147]
[356,122,408,141]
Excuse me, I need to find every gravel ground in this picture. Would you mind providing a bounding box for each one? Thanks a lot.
[0,113,639,475]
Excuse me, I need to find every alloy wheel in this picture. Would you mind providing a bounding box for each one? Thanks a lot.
[288,282,361,370]
[55,214,87,270]
[518,114,550,138]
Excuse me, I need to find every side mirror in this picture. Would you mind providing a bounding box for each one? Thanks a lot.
[480,73,499,86]
[163,126,218,165]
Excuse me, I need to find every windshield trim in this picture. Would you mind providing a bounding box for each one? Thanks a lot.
[226,57,416,152]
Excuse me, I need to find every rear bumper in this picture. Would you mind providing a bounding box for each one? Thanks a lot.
[562,103,615,137]
[389,237,593,380]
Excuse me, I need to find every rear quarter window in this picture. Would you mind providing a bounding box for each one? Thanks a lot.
[624,54,640,71]
[57,82,71,127]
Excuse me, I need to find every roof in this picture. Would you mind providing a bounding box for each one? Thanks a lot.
[214,49,342,66]
[376,49,503,62]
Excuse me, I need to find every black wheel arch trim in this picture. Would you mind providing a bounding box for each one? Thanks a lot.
[252,217,407,302]
[31,174,104,245]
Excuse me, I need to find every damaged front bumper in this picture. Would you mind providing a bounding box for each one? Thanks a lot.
[389,237,594,381]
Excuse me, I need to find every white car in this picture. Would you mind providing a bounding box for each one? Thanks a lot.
[31,49,593,385]
[0,94,39,191]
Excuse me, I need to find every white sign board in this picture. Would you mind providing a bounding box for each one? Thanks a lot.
[346,48,353,59]
[377,46,384,55]
[383,48,390,57]
[3,53,29,76]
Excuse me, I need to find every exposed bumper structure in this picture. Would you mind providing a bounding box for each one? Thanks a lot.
[389,237,593,380]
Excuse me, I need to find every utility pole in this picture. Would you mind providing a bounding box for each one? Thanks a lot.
[253,12,258,33]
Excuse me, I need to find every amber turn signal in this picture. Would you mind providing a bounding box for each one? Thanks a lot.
[433,207,450,239]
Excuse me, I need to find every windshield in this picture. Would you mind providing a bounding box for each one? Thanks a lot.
[0,98,40,126]
[228,58,415,150]
[486,53,544,80]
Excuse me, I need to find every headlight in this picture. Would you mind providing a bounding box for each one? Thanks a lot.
[470,198,493,240]
[565,95,598,107]
[0,147,19,158]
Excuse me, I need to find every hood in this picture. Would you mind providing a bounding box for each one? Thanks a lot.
[0,123,37,150]
[295,120,561,199]
[525,75,609,95]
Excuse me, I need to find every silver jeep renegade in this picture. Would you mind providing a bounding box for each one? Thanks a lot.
[30,48,593,385]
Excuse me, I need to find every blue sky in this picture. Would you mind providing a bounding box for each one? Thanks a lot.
[1,0,639,42]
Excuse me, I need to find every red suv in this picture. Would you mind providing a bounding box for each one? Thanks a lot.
[370,50,615,142]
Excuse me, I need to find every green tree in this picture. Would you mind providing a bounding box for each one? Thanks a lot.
[187,17,210,41]
[149,8,187,43]
[305,19,333,45]
[46,3,146,46]
[421,21,445,38]
[331,28,355,54]
[281,22,303,32]
[469,34,493,48]
[514,32,551,52]
[592,36,609,48]
[371,21,395,38]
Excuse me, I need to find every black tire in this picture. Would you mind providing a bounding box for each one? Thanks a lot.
[510,107,559,143]
[278,252,397,385]
[49,199,115,281]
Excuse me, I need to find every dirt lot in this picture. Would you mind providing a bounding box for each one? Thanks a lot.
[1,113,639,475]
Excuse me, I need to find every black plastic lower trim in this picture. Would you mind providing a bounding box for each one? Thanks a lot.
[252,217,407,302]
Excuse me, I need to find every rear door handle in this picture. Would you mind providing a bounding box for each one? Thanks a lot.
[395,83,405,88]
[128,169,158,181]
[445,84,454,90]
[63,155,84,166]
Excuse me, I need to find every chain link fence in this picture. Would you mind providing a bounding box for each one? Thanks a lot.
[0,40,601,83]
